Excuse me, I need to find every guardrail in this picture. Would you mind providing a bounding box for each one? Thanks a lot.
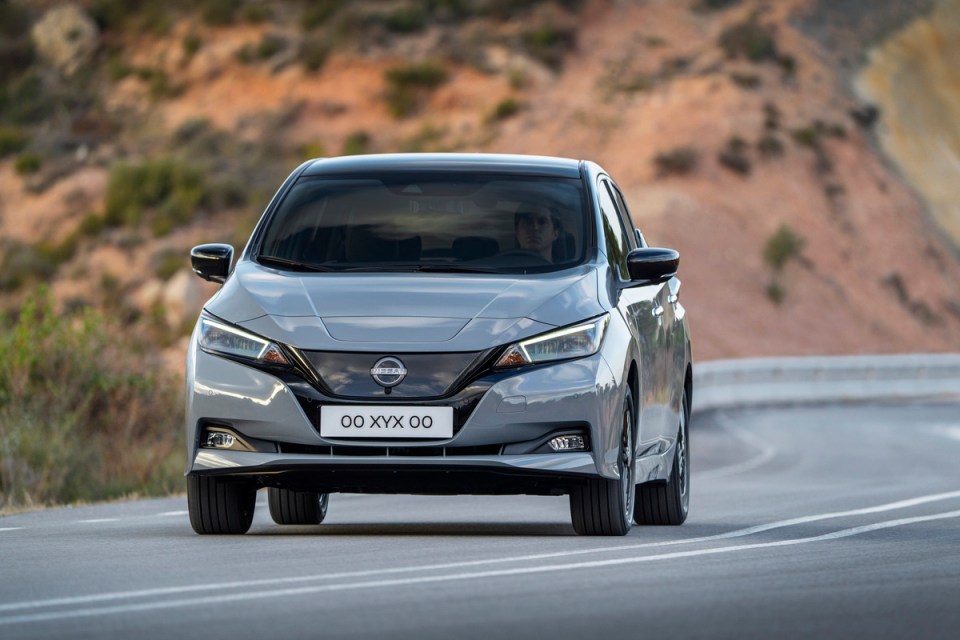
[692,353,960,412]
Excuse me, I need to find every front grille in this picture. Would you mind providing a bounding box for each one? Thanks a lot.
[278,443,504,456]
[297,349,497,399]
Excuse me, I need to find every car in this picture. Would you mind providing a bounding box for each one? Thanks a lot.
[185,153,692,536]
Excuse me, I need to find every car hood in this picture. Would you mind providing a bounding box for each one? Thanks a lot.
[204,261,605,351]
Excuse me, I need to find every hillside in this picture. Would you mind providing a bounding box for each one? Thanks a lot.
[2,0,960,365]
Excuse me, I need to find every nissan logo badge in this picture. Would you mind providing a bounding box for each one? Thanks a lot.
[370,357,407,388]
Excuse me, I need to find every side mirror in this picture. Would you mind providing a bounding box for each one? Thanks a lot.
[626,247,679,285]
[190,244,234,283]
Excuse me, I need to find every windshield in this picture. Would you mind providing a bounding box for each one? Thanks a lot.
[257,173,588,274]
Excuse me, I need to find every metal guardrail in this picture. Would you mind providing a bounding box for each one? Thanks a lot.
[692,354,960,411]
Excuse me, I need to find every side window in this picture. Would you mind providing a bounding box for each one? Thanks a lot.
[608,183,640,249]
[596,179,630,280]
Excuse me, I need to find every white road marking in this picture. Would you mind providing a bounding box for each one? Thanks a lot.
[930,424,960,443]
[699,415,778,480]
[0,528,22,532]
[76,519,120,524]
[2,509,958,626]
[156,511,188,517]
[2,489,959,615]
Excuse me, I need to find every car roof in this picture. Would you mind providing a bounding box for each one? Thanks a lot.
[300,153,583,178]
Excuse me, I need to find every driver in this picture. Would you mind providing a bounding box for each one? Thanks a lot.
[515,205,559,261]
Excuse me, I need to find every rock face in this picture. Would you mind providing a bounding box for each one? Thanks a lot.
[856,0,960,247]
[30,4,99,76]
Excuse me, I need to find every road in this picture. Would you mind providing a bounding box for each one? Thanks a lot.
[2,400,959,639]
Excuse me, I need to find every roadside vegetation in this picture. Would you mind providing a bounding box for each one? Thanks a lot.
[0,290,184,512]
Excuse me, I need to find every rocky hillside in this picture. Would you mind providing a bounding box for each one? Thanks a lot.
[2,0,960,365]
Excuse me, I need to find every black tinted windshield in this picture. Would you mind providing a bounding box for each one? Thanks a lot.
[257,173,588,274]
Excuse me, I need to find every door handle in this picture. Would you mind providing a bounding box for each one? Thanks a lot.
[652,305,664,318]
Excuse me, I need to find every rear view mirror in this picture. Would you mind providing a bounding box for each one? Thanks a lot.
[626,247,679,285]
[191,244,234,283]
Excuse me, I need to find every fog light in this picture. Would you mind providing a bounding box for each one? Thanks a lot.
[205,432,236,449]
[548,435,585,451]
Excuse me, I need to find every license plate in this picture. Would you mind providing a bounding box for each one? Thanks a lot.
[320,406,454,439]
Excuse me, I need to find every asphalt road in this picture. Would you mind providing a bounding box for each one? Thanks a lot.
[2,400,959,639]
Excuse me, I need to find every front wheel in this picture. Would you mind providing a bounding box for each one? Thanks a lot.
[634,388,689,525]
[268,488,329,525]
[570,388,635,536]
[187,475,256,535]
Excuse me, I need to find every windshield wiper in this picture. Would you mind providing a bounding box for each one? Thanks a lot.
[257,255,335,272]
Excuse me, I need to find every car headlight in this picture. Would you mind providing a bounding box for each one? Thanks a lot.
[495,315,609,368]
[198,313,289,366]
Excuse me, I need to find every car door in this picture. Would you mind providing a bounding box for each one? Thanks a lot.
[608,181,684,443]
[596,178,673,453]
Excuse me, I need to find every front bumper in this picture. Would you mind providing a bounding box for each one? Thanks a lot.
[185,337,623,491]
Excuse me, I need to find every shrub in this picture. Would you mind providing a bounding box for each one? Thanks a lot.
[729,72,761,89]
[384,62,449,117]
[765,279,785,304]
[763,224,806,271]
[0,127,28,157]
[104,159,206,230]
[342,131,370,156]
[718,136,751,175]
[0,242,56,292]
[523,22,576,71]
[154,251,184,281]
[182,32,202,61]
[654,146,699,176]
[385,6,427,33]
[696,0,742,10]
[756,134,785,157]
[201,0,241,26]
[0,290,184,509]
[300,38,331,72]
[301,1,340,30]
[790,126,819,148]
[490,97,521,121]
[719,19,777,63]
[14,153,41,175]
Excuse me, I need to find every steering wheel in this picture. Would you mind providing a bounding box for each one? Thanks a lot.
[497,249,551,264]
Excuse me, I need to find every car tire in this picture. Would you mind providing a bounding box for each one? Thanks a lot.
[187,475,256,535]
[570,388,635,536]
[268,488,329,525]
[634,388,689,526]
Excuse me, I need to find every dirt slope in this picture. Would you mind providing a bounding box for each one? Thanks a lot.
[1,0,959,364]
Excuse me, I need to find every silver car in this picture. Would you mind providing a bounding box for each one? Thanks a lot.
[186,153,692,536]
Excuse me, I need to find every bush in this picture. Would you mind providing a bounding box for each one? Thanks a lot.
[384,6,427,33]
[756,134,785,157]
[0,290,184,510]
[765,279,785,304]
[0,242,56,292]
[300,37,331,72]
[341,131,370,156]
[523,22,576,71]
[104,159,206,230]
[384,62,449,117]
[719,19,777,62]
[301,0,340,30]
[14,152,41,175]
[763,224,806,271]
[729,72,761,89]
[154,251,184,281]
[201,0,241,26]
[654,146,699,176]
[490,97,521,121]
[718,136,751,175]
[0,126,28,157]
[182,32,202,61]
